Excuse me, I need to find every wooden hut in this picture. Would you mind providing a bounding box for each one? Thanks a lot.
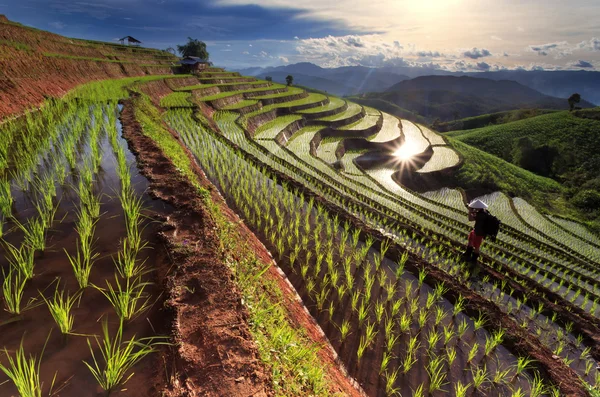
[179,56,211,73]
[119,36,142,46]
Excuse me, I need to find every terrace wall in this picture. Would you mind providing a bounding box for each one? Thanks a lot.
[307,106,366,129]
[209,93,245,109]
[301,100,348,120]
[192,87,221,97]
[274,119,306,146]
[259,92,308,106]
[165,77,199,90]
[244,87,288,98]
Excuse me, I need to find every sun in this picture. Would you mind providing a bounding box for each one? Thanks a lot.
[393,142,421,160]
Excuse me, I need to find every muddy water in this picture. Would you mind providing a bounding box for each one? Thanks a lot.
[0,105,172,396]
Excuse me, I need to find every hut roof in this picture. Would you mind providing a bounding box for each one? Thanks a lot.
[119,36,141,43]
[179,56,210,65]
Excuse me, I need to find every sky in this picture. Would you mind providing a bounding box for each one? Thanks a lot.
[2,0,600,71]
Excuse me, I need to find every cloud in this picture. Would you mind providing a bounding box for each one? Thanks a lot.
[577,37,600,52]
[242,51,250,55]
[528,41,569,57]
[570,60,594,68]
[416,50,442,58]
[294,36,299,40]
[491,36,502,41]
[295,34,405,67]
[49,21,65,30]
[279,56,289,63]
[393,41,402,49]
[463,48,491,59]
[503,52,509,57]
[476,61,491,70]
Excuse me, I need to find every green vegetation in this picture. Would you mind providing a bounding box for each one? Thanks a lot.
[448,139,566,210]
[0,337,51,397]
[160,92,194,108]
[84,320,167,394]
[448,111,600,223]
[133,94,208,196]
[176,37,209,60]
[434,109,559,132]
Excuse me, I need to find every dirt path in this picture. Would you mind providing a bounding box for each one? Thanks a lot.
[120,98,274,397]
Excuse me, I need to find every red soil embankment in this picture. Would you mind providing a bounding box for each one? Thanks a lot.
[0,16,175,119]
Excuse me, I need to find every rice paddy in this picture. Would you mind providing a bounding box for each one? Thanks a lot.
[3,56,600,397]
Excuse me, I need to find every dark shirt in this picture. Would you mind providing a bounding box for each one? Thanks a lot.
[474,210,488,236]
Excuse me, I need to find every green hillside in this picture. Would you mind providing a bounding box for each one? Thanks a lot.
[448,109,600,227]
[448,139,567,211]
[435,108,559,132]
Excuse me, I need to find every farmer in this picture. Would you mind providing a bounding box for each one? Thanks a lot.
[461,199,490,273]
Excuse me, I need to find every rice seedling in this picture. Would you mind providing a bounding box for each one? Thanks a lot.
[467,342,479,365]
[84,319,168,394]
[426,355,447,393]
[530,373,548,397]
[385,368,401,396]
[114,238,147,279]
[412,383,425,397]
[338,319,351,343]
[40,283,80,334]
[484,329,504,356]
[13,216,47,253]
[511,388,526,397]
[454,381,470,397]
[0,335,53,397]
[0,178,12,218]
[471,365,490,392]
[511,356,534,382]
[95,274,152,321]
[65,238,99,289]
[2,266,28,315]
[3,241,36,280]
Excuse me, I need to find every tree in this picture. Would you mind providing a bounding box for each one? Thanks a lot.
[177,37,209,60]
[265,76,272,82]
[286,75,293,86]
[568,93,581,111]
[164,47,176,55]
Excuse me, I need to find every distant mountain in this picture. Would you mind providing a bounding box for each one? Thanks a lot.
[463,70,600,106]
[237,62,409,96]
[362,76,594,121]
[235,62,600,104]
[256,72,357,96]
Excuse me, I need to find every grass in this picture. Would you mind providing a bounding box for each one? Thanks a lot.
[133,94,209,197]
[435,108,559,132]
[447,111,600,222]
[448,138,568,213]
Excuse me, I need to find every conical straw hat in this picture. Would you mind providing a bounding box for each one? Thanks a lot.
[468,199,488,209]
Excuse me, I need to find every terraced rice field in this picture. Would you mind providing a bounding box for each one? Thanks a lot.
[156,70,600,396]
[417,146,460,173]
[4,63,600,397]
